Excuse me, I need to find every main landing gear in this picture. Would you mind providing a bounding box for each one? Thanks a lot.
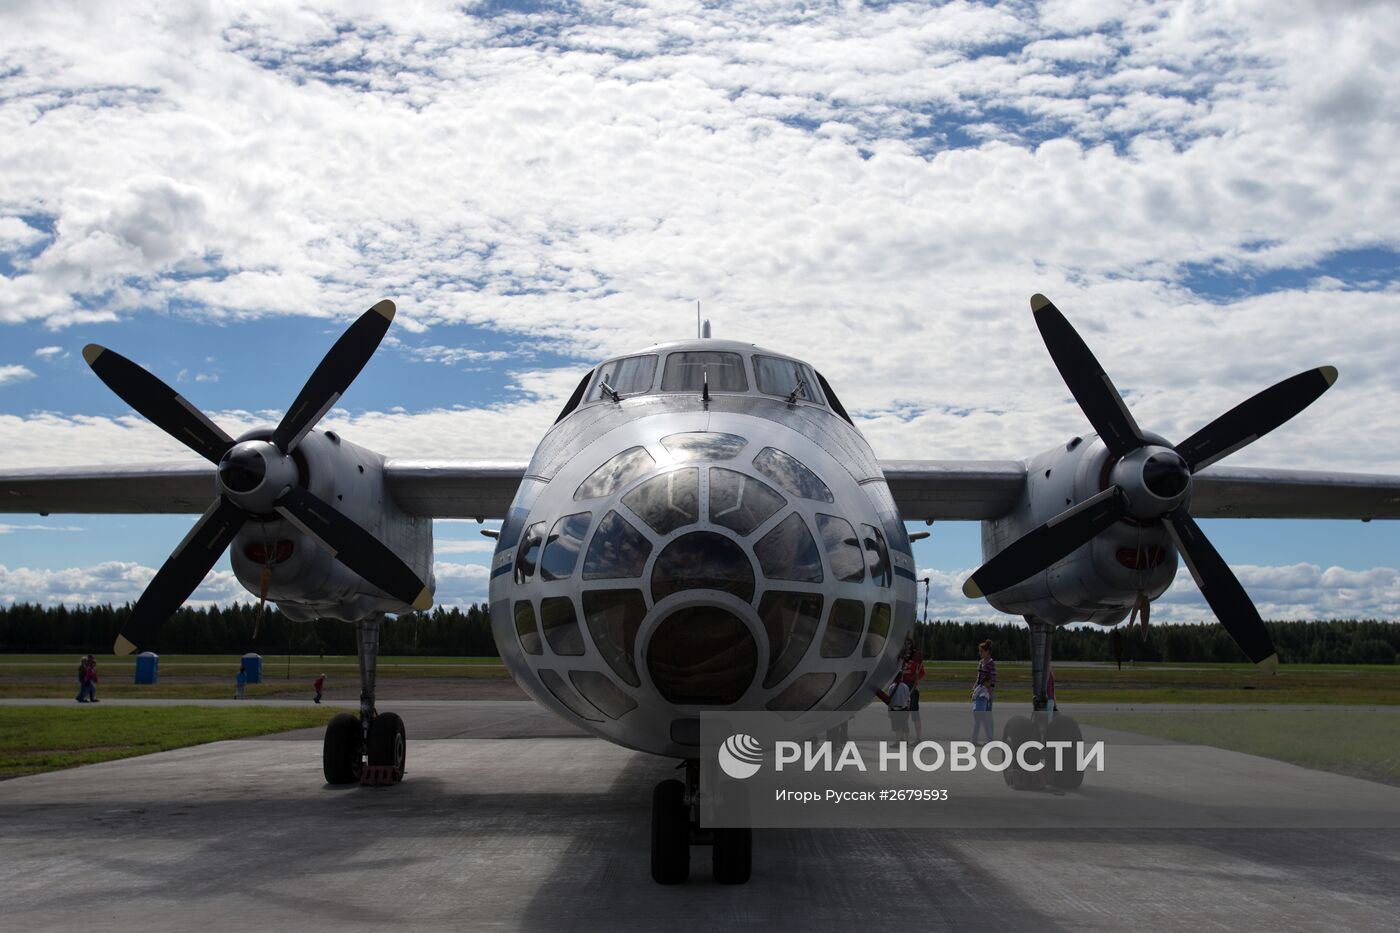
[651,760,752,885]
[323,615,407,785]
[1002,617,1086,791]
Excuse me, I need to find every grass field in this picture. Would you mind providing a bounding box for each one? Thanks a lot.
[1079,709,1400,785]
[2,654,1397,703]
[0,706,337,779]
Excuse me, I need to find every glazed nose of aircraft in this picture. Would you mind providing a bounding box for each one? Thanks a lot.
[506,430,897,716]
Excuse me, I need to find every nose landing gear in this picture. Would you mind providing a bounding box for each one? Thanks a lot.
[322,615,407,786]
[651,760,753,884]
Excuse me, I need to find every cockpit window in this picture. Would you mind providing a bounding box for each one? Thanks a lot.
[753,355,823,404]
[661,351,748,392]
[622,468,699,536]
[540,596,585,656]
[709,468,785,536]
[816,514,865,583]
[754,513,824,583]
[862,523,892,588]
[592,354,657,399]
[514,521,547,584]
[759,591,823,688]
[765,672,836,713]
[661,432,746,462]
[575,446,656,500]
[753,447,834,503]
[651,532,756,603]
[540,512,592,582]
[514,600,542,655]
[820,599,865,658]
[863,603,891,657]
[582,511,653,579]
[582,589,646,686]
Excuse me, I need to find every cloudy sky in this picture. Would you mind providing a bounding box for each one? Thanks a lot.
[1,0,1398,624]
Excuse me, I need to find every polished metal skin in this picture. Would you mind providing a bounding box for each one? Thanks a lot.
[225,429,435,623]
[489,340,917,758]
[981,433,1178,626]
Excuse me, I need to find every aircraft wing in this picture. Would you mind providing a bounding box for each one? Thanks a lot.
[881,460,1400,522]
[0,459,533,519]
[3,459,1398,523]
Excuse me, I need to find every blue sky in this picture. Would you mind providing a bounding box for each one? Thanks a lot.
[1,0,1398,622]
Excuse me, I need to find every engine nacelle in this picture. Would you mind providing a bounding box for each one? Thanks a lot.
[227,429,434,623]
[980,434,1178,626]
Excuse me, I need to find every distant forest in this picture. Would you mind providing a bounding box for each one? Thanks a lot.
[0,602,1397,664]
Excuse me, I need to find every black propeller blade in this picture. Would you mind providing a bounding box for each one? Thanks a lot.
[275,485,433,611]
[115,497,245,655]
[82,345,235,464]
[1175,366,1338,473]
[964,295,1337,671]
[963,487,1128,598]
[1031,293,1146,458]
[1164,510,1278,671]
[87,298,433,656]
[272,299,395,454]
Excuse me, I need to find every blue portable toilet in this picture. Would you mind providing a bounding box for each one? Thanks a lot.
[134,651,159,685]
[241,652,263,684]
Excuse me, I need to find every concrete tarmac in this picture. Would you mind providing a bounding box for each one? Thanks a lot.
[3,701,1399,932]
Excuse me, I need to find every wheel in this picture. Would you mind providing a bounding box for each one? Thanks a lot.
[368,712,407,782]
[1001,715,1038,789]
[323,713,363,785]
[713,828,752,884]
[650,779,690,884]
[1046,714,1085,789]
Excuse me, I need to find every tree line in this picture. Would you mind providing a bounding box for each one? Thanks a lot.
[0,602,1396,664]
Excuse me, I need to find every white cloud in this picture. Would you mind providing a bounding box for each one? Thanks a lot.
[0,365,36,387]
[1,1,1398,624]
[33,346,65,359]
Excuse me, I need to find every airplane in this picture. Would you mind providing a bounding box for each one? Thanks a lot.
[3,294,1399,885]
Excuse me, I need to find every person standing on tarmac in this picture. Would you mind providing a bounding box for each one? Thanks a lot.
[971,640,996,745]
[235,667,247,700]
[313,673,325,704]
[899,635,926,742]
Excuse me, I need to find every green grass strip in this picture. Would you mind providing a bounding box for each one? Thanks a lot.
[0,706,337,779]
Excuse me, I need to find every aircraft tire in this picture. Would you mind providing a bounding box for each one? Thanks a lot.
[1046,714,1085,789]
[323,713,364,785]
[1002,715,1038,789]
[712,828,752,884]
[368,712,407,783]
[650,779,690,884]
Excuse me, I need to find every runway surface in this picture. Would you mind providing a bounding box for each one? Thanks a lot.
[3,700,1399,932]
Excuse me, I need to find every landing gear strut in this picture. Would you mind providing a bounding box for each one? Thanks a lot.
[322,614,406,785]
[651,760,752,885]
[1002,617,1085,790]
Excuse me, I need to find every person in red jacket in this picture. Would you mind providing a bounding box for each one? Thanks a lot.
[313,674,325,704]
[76,655,99,703]
[899,635,926,741]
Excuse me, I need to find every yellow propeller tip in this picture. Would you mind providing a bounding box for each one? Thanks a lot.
[1256,653,1279,675]
[371,299,396,321]
[411,588,433,612]
[82,344,105,366]
[962,578,983,599]
[113,634,137,656]
[1320,365,1338,386]
[1030,293,1051,312]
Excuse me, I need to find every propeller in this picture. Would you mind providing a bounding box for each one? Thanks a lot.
[85,299,432,655]
[963,294,1338,672]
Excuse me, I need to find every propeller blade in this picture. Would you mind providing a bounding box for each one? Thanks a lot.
[115,497,245,654]
[271,299,395,454]
[1176,366,1338,473]
[1164,510,1278,672]
[1031,294,1147,458]
[83,345,234,464]
[963,486,1129,598]
[274,485,432,611]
